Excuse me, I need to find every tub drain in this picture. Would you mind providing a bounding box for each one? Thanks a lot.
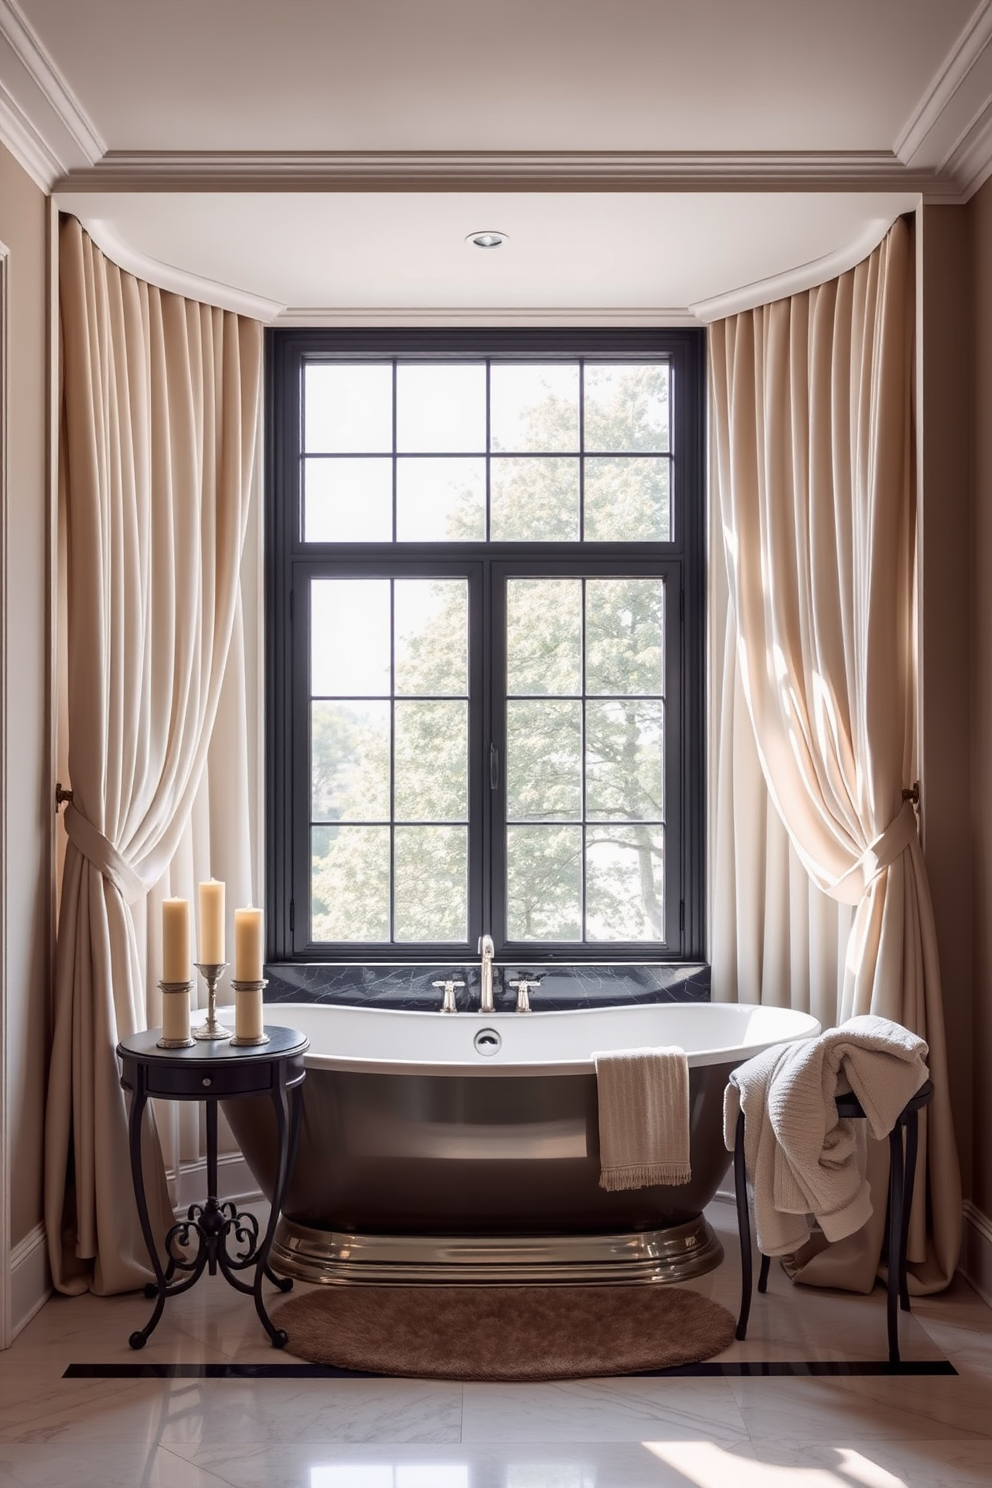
[473,1027,502,1056]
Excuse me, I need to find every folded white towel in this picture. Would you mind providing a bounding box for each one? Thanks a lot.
[723,1014,929,1256]
[594,1045,691,1190]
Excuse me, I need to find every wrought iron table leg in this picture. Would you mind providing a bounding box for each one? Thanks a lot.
[127,1070,170,1350]
[250,1066,299,1347]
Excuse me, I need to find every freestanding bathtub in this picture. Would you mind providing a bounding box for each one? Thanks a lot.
[224,999,819,1286]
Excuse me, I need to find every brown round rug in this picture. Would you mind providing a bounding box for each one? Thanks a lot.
[272,1284,736,1380]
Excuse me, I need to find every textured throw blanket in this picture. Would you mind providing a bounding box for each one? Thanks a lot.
[595,1045,691,1190]
[723,1014,929,1256]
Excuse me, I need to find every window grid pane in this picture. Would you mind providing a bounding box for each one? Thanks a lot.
[301,358,672,545]
[505,576,666,944]
[309,576,470,944]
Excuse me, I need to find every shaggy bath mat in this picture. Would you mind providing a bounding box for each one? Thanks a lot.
[272,1284,736,1380]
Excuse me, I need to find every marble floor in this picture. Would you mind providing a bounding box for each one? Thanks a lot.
[1,1200,991,1487]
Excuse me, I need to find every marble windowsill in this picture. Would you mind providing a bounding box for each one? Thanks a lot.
[262,960,711,1013]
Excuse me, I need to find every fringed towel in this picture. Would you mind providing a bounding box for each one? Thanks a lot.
[594,1045,691,1190]
[723,1014,929,1256]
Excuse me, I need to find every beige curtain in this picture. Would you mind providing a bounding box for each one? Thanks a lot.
[709,217,961,1292]
[45,218,263,1294]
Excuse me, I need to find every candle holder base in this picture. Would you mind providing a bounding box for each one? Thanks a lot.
[193,962,232,1042]
[230,978,270,1045]
[157,980,195,1048]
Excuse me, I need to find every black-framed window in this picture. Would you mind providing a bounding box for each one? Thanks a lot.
[266,329,705,963]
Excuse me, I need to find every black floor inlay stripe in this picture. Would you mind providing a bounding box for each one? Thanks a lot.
[64,1359,958,1380]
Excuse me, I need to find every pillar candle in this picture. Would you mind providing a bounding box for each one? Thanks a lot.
[161,986,191,1043]
[162,898,190,983]
[235,906,264,982]
[198,879,225,964]
[235,985,264,1042]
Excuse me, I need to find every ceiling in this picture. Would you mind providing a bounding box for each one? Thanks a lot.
[2,0,991,322]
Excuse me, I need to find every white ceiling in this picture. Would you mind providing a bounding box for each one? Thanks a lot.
[2,0,991,322]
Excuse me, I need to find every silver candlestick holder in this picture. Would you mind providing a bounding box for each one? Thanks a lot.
[157,980,196,1049]
[193,961,232,1041]
[230,978,270,1046]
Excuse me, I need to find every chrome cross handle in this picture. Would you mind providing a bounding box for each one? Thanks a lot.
[509,977,540,1014]
[431,979,465,1014]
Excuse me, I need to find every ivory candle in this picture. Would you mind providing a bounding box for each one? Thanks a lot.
[161,985,191,1043]
[162,898,190,983]
[235,985,264,1042]
[198,879,225,964]
[235,906,263,982]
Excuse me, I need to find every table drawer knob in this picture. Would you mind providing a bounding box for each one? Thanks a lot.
[202,1077,212,1088]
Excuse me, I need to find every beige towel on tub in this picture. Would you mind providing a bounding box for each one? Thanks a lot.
[594,1046,691,1190]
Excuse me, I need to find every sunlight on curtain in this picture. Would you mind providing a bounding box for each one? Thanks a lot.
[45,217,263,1294]
[709,217,961,1293]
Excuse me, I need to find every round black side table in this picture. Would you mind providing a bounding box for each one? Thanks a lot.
[117,1025,308,1350]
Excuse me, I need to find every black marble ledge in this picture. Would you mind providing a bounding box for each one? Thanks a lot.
[262,961,710,1013]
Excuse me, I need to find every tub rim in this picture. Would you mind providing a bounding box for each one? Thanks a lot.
[256,999,821,1078]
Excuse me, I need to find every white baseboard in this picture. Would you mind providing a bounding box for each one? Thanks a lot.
[960,1201,992,1307]
[8,1223,51,1343]
[172,1154,262,1214]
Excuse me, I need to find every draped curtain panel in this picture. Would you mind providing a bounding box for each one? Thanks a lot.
[45,218,263,1294]
[709,217,961,1292]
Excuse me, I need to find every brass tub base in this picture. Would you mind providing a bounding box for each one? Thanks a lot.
[270,1214,723,1286]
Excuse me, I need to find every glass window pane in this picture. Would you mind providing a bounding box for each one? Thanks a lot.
[490,457,580,542]
[396,458,485,541]
[395,701,467,821]
[507,825,582,942]
[586,700,664,822]
[311,700,390,822]
[584,457,670,541]
[395,579,468,696]
[490,363,579,452]
[396,364,486,452]
[394,826,467,941]
[311,579,391,697]
[311,824,390,942]
[586,825,665,941]
[584,364,669,452]
[586,578,665,695]
[304,457,393,542]
[506,579,582,695]
[506,700,581,821]
[304,363,392,453]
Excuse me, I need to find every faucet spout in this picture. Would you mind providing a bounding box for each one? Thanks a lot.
[478,934,495,1013]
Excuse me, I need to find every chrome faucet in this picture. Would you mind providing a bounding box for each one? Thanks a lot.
[478,934,495,1013]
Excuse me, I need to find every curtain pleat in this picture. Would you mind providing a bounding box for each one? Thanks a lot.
[45,218,263,1294]
[709,218,961,1292]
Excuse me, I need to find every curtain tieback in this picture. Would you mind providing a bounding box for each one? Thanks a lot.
[828,799,919,906]
[63,802,148,905]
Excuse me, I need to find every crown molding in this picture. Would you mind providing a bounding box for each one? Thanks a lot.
[690,215,901,322]
[52,147,955,196]
[897,0,992,193]
[0,0,102,188]
[65,214,285,321]
[0,0,990,201]
[0,71,61,190]
[275,305,699,328]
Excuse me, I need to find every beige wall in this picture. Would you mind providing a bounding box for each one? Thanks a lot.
[918,205,975,1201]
[969,180,992,1221]
[0,141,52,1255]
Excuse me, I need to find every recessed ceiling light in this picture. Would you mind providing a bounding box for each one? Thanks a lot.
[467,230,508,249]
